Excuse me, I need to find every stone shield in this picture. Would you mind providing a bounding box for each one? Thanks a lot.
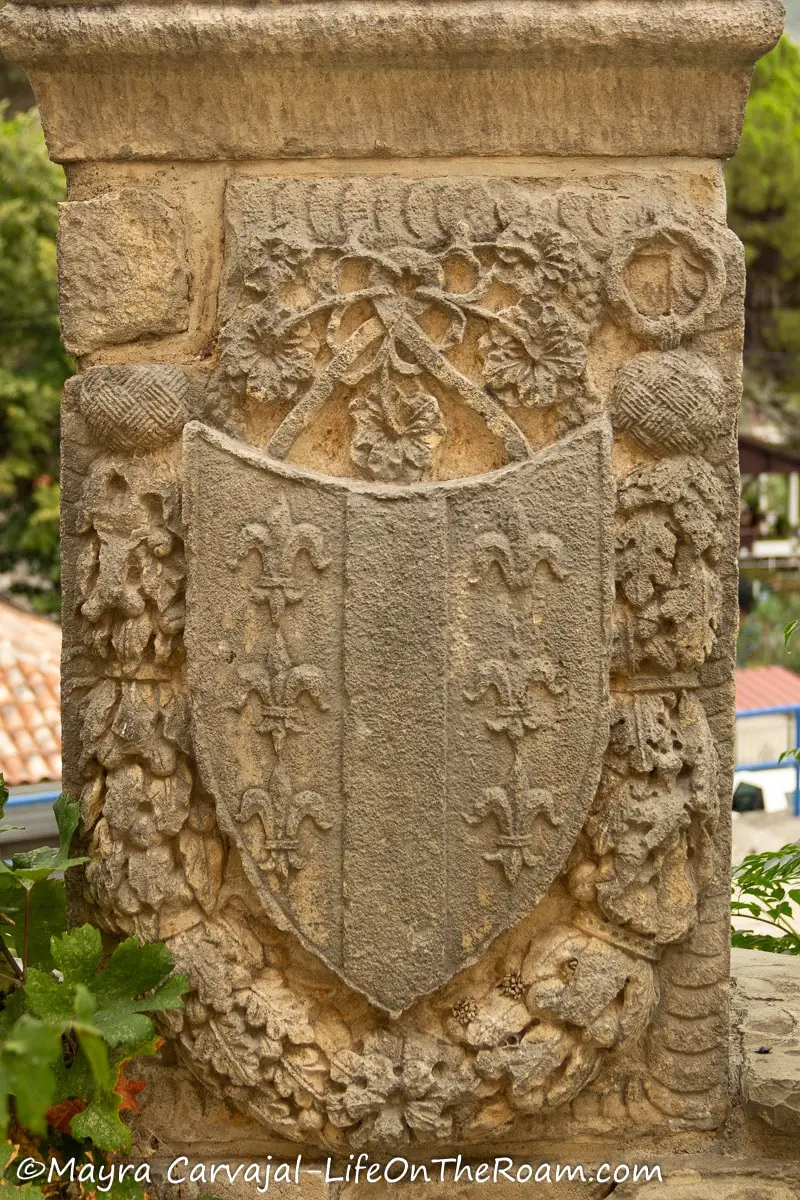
[184,418,614,1013]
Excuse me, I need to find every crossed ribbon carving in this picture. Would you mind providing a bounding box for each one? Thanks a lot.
[263,242,534,463]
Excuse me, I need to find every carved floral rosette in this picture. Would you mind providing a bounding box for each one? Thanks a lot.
[63,175,741,1149]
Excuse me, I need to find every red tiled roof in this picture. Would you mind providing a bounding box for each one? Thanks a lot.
[736,665,800,714]
[0,602,61,787]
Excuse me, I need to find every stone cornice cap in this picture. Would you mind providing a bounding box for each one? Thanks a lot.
[0,1,784,161]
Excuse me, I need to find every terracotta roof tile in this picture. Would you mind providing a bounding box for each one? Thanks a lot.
[736,665,800,714]
[0,602,61,787]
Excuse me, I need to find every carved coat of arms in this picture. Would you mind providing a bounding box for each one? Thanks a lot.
[184,418,613,1011]
[69,177,737,1143]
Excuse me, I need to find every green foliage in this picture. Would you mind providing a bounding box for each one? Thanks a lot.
[0,103,69,613]
[727,37,800,276]
[733,617,800,953]
[737,586,800,668]
[731,842,800,954]
[0,775,189,1195]
[725,35,800,439]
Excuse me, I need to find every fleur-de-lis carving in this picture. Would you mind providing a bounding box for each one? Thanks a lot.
[463,758,561,884]
[469,503,567,591]
[232,635,328,752]
[239,764,331,887]
[232,492,330,623]
[464,652,568,742]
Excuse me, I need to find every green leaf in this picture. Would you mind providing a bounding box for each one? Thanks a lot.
[116,1030,161,1063]
[8,796,88,884]
[24,967,74,1023]
[784,618,800,649]
[53,793,80,862]
[0,1141,46,1200]
[90,1010,153,1051]
[104,1175,148,1200]
[37,930,189,1051]
[731,839,800,954]
[131,972,189,1014]
[0,1068,10,1141]
[0,774,188,1162]
[1,1014,61,1136]
[0,876,65,972]
[70,1088,131,1153]
[7,862,86,889]
[78,1029,112,1091]
[7,1061,56,1137]
[732,926,800,954]
[85,938,186,1048]
[49,1041,95,1107]
[8,850,89,887]
[94,939,175,1002]
[0,990,25,1041]
[51,924,103,984]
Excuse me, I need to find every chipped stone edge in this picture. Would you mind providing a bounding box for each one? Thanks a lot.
[0,1,784,64]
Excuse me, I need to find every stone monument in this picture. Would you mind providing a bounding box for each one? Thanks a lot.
[1,0,792,1188]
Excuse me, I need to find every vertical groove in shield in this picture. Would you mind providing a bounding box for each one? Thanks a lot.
[342,493,449,1010]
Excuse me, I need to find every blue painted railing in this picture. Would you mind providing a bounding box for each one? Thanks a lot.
[4,789,61,809]
[735,704,800,817]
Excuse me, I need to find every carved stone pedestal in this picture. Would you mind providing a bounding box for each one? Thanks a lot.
[0,0,784,1172]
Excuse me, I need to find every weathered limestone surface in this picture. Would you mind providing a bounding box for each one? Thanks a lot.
[58,189,191,353]
[617,1179,798,1199]
[733,948,800,1137]
[0,0,788,1175]
[0,3,784,161]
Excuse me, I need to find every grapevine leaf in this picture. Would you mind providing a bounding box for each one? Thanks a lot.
[131,972,189,1014]
[70,1087,131,1153]
[51,925,103,984]
[89,1009,153,1051]
[78,1028,112,1091]
[23,968,73,1023]
[53,793,81,860]
[93,939,175,1001]
[9,795,88,884]
[103,1174,148,1200]
[0,1014,61,1136]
